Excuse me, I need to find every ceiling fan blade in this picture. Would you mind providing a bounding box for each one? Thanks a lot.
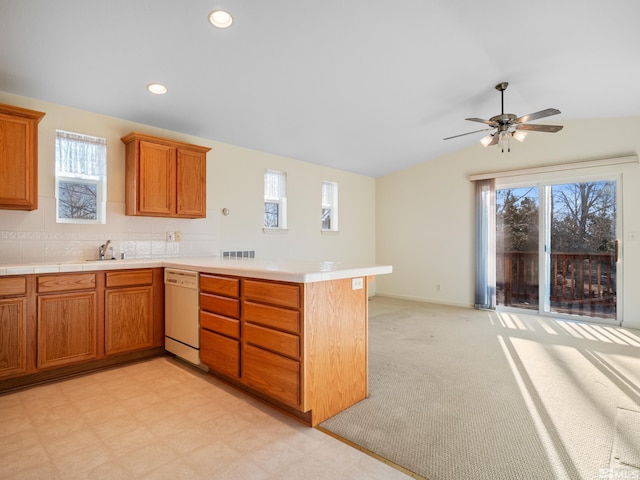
[443,128,494,140]
[465,117,499,127]
[516,108,561,124]
[517,124,563,133]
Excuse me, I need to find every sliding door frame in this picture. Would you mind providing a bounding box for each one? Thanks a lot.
[496,171,623,326]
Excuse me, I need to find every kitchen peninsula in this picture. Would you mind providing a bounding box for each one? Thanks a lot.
[0,257,391,426]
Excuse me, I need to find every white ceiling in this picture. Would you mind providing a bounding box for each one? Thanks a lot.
[1,0,639,177]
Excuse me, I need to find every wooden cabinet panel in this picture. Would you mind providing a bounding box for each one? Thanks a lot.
[0,297,27,378]
[244,323,299,359]
[243,301,300,334]
[106,270,153,288]
[37,273,95,293]
[105,286,153,355]
[0,276,27,296]
[242,344,300,408]
[244,280,300,309]
[37,292,97,369]
[138,141,175,216]
[200,311,239,339]
[200,293,240,319]
[201,329,239,379]
[176,148,206,217]
[200,275,239,297]
[0,104,45,211]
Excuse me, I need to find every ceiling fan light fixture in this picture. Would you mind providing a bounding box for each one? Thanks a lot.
[513,130,528,143]
[498,130,511,153]
[208,10,233,28]
[480,134,494,147]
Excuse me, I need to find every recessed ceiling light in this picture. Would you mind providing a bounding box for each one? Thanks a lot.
[147,83,168,95]
[208,10,233,28]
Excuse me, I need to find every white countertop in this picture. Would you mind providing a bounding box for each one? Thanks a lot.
[0,257,392,283]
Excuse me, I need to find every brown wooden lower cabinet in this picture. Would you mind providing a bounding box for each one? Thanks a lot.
[105,286,154,355]
[200,328,240,379]
[0,268,164,392]
[242,343,301,408]
[37,291,98,369]
[0,297,27,378]
[199,274,369,426]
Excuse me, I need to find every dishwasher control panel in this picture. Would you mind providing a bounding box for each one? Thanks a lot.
[164,269,199,289]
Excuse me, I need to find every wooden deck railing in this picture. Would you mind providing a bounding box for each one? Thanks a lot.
[496,252,616,316]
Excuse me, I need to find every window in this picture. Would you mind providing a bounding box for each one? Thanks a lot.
[321,181,338,231]
[55,130,107,223]
[264,169,287,228]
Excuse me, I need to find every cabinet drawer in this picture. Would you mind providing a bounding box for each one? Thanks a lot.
[37,273,96,293]
[244,301,300,334]
[106,269,153,288]
[200,293,240,318]
[201,329,239,379]
[200,275,239,297]
[0,276,27,296]
[243,280,300,309]
[244,323,299,359]
[200,311,239,339]
[242,344,300,409]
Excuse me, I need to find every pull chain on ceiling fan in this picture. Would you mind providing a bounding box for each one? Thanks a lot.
[444,82,563,152]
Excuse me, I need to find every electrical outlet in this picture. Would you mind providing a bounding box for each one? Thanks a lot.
[352,277,364,290]
[436,283,441,292]
[166,231,175,242]
[175,231,181,242]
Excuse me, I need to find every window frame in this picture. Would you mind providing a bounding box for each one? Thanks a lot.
[263,169,287,230]
[55,130,107,224]
[321,181,339,232]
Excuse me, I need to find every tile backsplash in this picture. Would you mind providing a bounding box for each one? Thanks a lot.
[0,197,219,264]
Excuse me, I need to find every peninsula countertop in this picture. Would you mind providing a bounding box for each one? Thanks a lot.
[0,257,392,283]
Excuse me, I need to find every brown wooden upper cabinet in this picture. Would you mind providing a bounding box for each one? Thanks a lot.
[0,103,46,211]
[121,132,211,218]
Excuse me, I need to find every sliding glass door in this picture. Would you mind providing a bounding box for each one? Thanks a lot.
[496,187,540,311]
[496,179,618,322]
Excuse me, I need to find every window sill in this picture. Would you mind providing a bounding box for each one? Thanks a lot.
[263,228,288,234]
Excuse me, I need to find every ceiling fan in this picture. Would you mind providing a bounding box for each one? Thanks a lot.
[444,82,563,152]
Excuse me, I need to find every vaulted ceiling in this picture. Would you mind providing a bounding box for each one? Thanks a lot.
[1,0,639,177]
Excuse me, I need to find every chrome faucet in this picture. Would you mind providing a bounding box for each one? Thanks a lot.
[99,240,111,260]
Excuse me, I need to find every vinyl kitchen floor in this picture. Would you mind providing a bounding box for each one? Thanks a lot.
[0,356,410,479]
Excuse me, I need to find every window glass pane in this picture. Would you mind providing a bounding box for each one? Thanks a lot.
[58,181,98,220]
[321,208,332,230]
[264,201,279,228]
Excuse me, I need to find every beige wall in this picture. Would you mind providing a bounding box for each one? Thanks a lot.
[0,91,376,265]
[376,117,640,328]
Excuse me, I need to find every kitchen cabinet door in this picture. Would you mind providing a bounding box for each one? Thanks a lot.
[37,292,97,369]
[0,297,27,378]
[105,286,154,355]
[0,104,45,211]
[138,140,176,216]
[176,148,206,217]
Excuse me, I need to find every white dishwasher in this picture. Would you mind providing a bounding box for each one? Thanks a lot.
[164,269,200,365]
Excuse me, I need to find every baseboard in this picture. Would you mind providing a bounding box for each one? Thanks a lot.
[373,293,474,309]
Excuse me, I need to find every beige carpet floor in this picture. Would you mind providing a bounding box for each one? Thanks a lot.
[319,297,640,480]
